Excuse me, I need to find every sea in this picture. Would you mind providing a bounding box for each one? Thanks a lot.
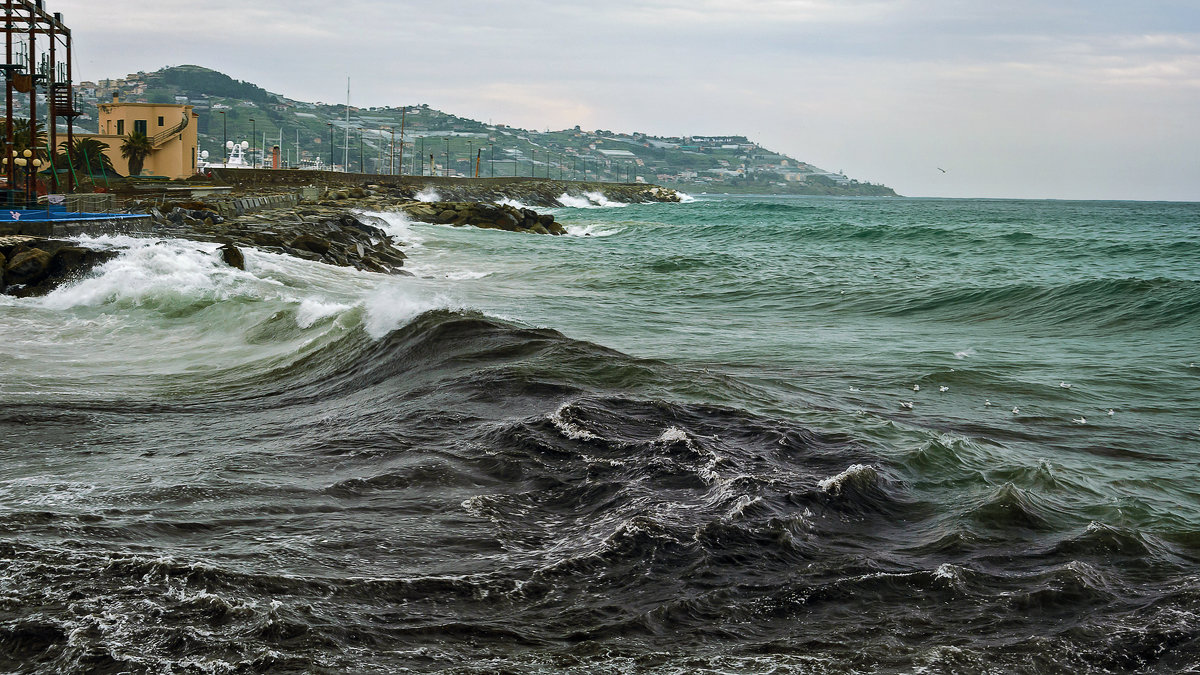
[1,193,1198,674]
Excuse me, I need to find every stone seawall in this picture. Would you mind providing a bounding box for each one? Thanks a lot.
[208,170,681,208]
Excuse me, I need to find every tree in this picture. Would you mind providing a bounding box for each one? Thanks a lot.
[0,118,46,157]
[58,137,116,176]
[120,132,153,177]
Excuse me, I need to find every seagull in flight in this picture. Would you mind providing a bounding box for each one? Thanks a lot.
[937,167,947,174]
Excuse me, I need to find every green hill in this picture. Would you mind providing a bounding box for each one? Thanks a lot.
[82,65,896,196]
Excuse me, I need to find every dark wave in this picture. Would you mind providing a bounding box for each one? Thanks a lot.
[3,308,1198,673]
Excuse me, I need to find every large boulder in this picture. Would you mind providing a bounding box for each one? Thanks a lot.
[290,234,331,255]
[4,247,51,286]
[218,243,245,270]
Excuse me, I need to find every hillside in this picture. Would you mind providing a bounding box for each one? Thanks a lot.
[73,65,896,196]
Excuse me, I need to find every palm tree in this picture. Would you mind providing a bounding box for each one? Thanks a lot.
[58,137,116,176]
[120,131,153,177]
[0,118,46,157]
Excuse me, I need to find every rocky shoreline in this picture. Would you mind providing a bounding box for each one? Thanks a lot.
[1,180,683,297]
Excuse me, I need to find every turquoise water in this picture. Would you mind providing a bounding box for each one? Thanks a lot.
[1,193,1198,672]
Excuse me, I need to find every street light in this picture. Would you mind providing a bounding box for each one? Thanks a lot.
[249,118,255,168]
[359,128,364,174]
[467,140,473,178]
[444,138,449,177]
[327,123,333,170]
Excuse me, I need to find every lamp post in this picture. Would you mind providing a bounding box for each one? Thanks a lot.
[467,140,472,178]
[327,123,333,170]
[358,129,364,173]
[490,144,494,178]
[249,118,255,168]
[444,138,449,177]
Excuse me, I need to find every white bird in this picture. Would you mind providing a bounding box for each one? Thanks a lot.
[939,386,950,393]
[849,386,860,392]
[1012,406,1020,414]
[1074,417,1087,424]
[1108,409,1115,416]
[901,401,914,410]
[913,385,921,391]
[1060,382,1072,389]
[985,400,992,406]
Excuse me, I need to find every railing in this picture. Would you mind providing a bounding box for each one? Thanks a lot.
[151,112,189,148]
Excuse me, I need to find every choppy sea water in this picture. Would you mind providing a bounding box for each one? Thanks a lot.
[1,194,1198,673]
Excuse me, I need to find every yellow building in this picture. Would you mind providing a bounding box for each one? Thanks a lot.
[83,94,200,179]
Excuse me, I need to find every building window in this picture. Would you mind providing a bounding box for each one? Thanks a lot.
[158,116,164,127]
[116,119,124,135]
[134,120,147,136]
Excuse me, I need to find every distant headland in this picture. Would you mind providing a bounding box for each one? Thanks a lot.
[54,65,896,197]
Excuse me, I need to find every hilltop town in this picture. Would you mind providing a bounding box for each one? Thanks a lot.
[42,65,894,196]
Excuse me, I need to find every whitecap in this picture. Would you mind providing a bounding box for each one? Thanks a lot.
[360,283,451,340]
[564,223,623,238]
[548,403,599,441]
[414,188,441,202]
[295,298,352,328]
[357,209,425,248]
[818,463,877,495]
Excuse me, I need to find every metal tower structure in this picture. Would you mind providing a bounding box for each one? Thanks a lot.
[2,0,75,203]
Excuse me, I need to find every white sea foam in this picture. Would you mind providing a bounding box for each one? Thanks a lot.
[657,426,690,443]
[954,348,977,359]
[295,298,352,329]
[818,463,877,495]
[934,563,960,581]
[361,283,450,340]
[38,238,247,310]
[564,223,624,238]
[555,192,630,209]
[584,191,630,208]
[556,193,596,209]
[549,403,599,441]
[675,191,697,203]
[357,209,425,248]
[727,495,762,519]
[495,197,534,211]
[414,188,441,202]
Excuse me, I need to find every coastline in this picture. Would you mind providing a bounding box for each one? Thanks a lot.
[0,177,683,297]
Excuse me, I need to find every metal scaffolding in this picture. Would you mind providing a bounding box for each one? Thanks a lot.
[2,0,75,203]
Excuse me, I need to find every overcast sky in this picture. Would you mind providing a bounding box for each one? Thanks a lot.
[53,0,1200,200]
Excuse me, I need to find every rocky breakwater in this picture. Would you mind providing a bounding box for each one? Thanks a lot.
[378,180,683,209]
[0,235,118,297]
[311,186,568,235]
[140,199,409,274]
[395,201,567,235]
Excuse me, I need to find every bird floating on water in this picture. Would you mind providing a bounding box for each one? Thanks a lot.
[1108,409,1115,416]
[1060,382,1072,389]
[901,401,914,410]
[1012,406,1020,414]
[913,385,921,391]
[939,386,950,393]
[985,400,992,406]
[1074,417,1087,424]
